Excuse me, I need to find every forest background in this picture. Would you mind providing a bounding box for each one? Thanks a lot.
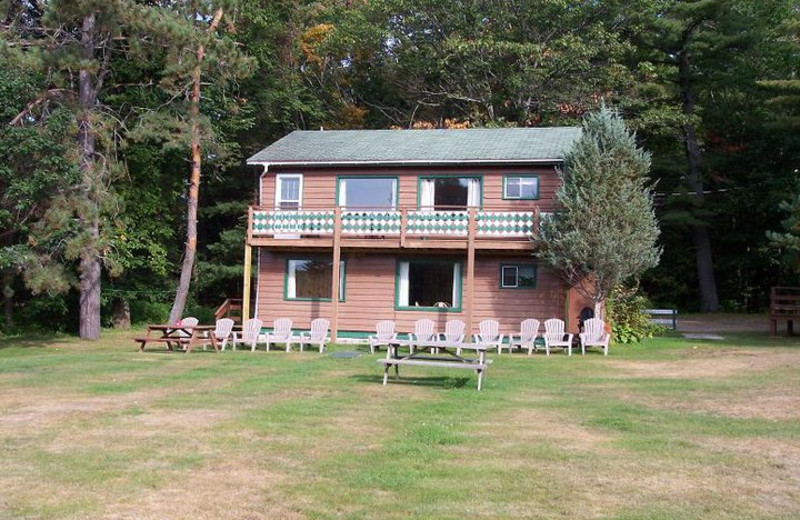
[1,0,798,336]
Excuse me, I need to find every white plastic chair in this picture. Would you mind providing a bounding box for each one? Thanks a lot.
[298,318,330,353]
[410,318,436,353]
[509,319,540,355]
[175,316,199,349]
[368,321,397,354]
[543,318,573,356]
[579,317,610,356]
[265,318,293,352]
[473,319,505,353]
[211,318,235,351]
[233,318,263,352]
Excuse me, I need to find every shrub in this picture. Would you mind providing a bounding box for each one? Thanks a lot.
[606,284,661,344]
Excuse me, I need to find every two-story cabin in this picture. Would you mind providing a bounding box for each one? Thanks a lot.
[243,128,591,341]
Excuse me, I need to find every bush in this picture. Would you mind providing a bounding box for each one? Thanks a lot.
[606,284,661,344]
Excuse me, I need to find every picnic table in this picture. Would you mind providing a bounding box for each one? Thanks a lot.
[134,324,219,353]
[378,339,493,390]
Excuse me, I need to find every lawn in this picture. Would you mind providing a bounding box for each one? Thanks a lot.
[0,330,798,519]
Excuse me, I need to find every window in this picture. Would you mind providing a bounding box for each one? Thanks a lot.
[396,260,461,310]
[338,177,397,209]
[276,174,302,209]
[500,264,537,289]
[285,259,345,301]
[503,175,539,200]
[419,177,481,209]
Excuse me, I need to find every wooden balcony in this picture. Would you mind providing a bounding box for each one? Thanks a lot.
[246,206,546,251]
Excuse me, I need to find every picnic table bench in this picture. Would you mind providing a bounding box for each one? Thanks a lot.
[134,324,219,353]
[378,339,493,390]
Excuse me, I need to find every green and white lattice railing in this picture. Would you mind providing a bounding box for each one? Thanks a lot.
[341,210,402,236]
[252,209,539,238]
[406,210,470,236]
[476,211,536,237]
[251,210,335,235]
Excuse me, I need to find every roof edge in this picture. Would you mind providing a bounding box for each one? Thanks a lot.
[245,158,565,168]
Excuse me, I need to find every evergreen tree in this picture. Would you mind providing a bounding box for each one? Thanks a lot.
[540,104,661,314]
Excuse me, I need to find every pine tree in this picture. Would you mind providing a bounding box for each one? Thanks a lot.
[540,104,661,314]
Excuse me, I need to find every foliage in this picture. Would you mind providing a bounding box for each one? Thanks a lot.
[540,103,661,308]
[606,284,662,344]
[767,191,800,274]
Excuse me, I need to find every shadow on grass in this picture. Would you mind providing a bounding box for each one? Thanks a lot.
[349,373,472,389]
[0,332,73,350]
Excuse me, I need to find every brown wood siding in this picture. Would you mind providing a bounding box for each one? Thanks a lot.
[256,251,566,337]
[260,165,561,212]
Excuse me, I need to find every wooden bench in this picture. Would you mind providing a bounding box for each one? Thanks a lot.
[643,309,678,330]
[770,287,800,337]
[378,357,492,390]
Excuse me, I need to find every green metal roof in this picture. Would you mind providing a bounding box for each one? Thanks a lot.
[247,128,581,165]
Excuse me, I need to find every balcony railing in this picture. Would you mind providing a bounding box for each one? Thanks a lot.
[248,206,547,248]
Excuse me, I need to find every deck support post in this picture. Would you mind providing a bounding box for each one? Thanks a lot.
[331,207,342,342]
[466,208,476,337]
[242,243,252,322]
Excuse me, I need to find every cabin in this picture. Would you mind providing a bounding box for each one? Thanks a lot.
[243,128,592,341]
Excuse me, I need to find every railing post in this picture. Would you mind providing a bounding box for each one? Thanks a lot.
[331,207,342,342]
[533,208,540,240]
[400,208,407,248]
[466,208,476,337]
[247,206,254,242]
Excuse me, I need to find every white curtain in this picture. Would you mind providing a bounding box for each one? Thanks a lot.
[286,261,297,298]
[338,179,347,207]
[398,262,410,306]
[467,178,480,208]
[420,179,435,211]
[452,264,460,305]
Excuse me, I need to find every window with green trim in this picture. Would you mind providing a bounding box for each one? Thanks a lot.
[396,260,461,310]
[500,264,537,289]
[285,259,345,301]
[503,175,539,200]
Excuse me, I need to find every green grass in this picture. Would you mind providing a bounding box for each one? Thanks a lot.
[0,329,798,519]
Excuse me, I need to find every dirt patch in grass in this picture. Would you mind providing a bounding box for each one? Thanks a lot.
[606,348,798,380]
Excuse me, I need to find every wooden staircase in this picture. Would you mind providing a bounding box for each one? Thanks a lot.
[215,298,243,324]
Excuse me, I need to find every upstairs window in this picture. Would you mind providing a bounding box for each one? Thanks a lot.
[503,175,539,200]
[338,177,397,209]
[500,264,537,289]
[276,174,302,210]
[419,177,481,210]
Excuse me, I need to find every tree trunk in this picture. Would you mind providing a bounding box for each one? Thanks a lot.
[78,13,102,339]
[111,298,131,329]
[3,270,14,330]
[679,45,720,313]
[168,8,225,324]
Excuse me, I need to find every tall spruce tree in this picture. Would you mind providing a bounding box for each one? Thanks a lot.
[540,104,661,314]
[3,0,162,338]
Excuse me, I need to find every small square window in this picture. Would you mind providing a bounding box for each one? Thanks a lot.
[501,266,519,288]
[504,176,539,200]
[500,264,536,289]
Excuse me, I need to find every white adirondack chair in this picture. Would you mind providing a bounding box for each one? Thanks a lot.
[473,319,505,354]
[543,318,573,356]
[233,318,263,352]
[368,321,396,354]
[210,318,235,351]
[579,317,610,356]
[298,318,330,353]
[509,319,540,355]
[435,319,464,351]
[265,318,293,352]
[410,318,436,353]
